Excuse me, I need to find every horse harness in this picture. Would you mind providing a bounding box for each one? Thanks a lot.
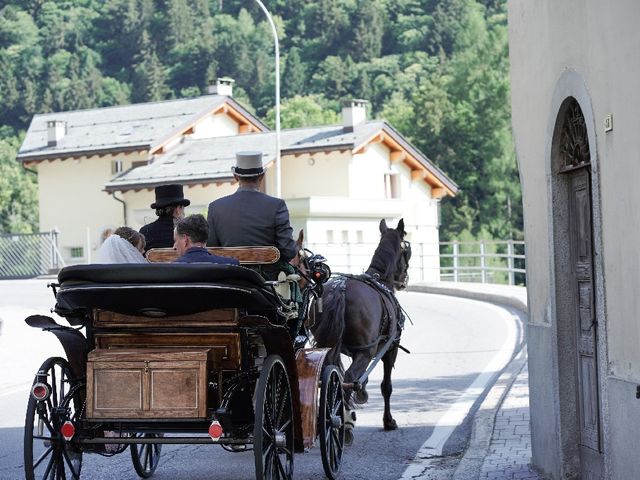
[332,272,406,355]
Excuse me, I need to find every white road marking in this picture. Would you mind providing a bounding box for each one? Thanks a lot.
[400,299,520,478]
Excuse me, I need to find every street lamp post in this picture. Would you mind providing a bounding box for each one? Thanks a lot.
[254,0,281,198]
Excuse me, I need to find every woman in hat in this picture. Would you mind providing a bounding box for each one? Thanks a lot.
[139,184,190,253]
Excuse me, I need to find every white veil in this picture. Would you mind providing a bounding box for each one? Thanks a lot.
[97,234,148,264]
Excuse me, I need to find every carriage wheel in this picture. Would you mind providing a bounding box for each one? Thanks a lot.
[253,355,294,480]
[130,433,163,478]
[24,357,83,480]
[319,365,345,480]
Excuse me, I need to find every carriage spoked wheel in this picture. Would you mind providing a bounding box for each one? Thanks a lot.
[253,355,294,480]
[319,365,345,480]
[24,357,83,480]
[130,433,163,478]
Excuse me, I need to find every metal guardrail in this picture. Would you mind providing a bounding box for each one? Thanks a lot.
[306,240,526,286]
[0,230,66,279]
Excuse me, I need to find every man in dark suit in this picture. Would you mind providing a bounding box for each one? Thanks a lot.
[174,214,239,265]
[140,184,190,253]
[207,151,297,263]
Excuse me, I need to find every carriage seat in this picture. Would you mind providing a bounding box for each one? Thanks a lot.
[55,263,279,318]
[146,246,298,300]
[146,246,280,264]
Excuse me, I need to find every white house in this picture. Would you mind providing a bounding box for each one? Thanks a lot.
[17,81,457,280]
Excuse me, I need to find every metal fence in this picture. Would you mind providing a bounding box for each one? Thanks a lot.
[306,239,526,286]
[0,230,66,279]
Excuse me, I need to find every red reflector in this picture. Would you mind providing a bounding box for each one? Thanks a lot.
[31,383,50,401]
[60,421,75,441]
[208,421,223,440]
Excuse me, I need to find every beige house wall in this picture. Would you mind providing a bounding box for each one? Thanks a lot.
[511,0,640,383]
[509,1,640,478]
[125,182,236,232]
[37,151,148,263]
[280,152,350,199]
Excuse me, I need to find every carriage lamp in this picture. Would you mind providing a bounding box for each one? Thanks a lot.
[60,421,75,441]
[208,420,223,441]
[31,382,51,402]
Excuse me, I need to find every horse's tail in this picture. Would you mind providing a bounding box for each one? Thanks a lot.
[312,277,347,371]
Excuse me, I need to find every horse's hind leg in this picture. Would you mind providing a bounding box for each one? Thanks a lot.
[381,345,399,431]
[344,352,371,405]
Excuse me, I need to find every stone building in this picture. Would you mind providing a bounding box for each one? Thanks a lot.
[508,1,640,478]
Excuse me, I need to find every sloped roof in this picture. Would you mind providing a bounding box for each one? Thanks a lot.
[16,95,267,162]
[105,121,458,196]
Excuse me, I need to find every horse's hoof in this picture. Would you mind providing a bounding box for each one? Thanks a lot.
[344,428,354,446]
[383,419,398,431]
[354,389,368,404]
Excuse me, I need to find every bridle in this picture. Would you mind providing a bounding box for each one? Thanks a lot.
[393,240,412,290]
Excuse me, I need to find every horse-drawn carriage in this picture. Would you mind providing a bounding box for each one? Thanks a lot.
[23,246,345,480]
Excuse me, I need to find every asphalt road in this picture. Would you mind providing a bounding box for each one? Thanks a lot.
[0,279,519,480]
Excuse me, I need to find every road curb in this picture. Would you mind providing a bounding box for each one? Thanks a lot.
[451,347,528,480]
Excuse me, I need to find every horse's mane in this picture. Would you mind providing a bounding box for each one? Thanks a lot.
[367,231,400,281]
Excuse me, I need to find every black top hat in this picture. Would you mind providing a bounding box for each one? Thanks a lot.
[150,184,191,209]
[232,151,265,177]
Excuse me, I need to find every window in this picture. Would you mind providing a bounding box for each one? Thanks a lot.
[341,230,349,243]
[69,247,84,258]
[326,230,334,243]
[111,159,124,174]
[384,173,401,199]
[356,230,364,243]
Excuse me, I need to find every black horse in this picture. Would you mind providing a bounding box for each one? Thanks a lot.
[311,218,411,434]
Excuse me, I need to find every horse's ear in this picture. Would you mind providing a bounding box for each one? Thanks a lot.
[397,218,406,236]
[379,219,388,234]
[296,229,304,245]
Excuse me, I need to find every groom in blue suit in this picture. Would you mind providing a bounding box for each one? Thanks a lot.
[174,214,239,265]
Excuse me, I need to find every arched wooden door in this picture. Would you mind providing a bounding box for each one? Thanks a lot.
[558,99,603,479]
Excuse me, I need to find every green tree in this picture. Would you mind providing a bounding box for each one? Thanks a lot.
[408,2,521,240]
[0,132,38,233]
[264,95,339,129]
[131,31,169,102]
[282,47,306,97]
[350,0,386,62]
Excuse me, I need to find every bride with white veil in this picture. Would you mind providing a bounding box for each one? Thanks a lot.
[97,228,148,264]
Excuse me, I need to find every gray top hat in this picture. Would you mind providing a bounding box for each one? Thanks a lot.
[232,151,265,177]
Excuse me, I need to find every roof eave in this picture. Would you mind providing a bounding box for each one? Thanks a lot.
[378,122,459,196]
[104,175,235,193]
[17,144,150,163]
[281,143,354,156]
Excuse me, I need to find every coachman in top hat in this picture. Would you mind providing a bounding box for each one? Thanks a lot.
[140,184,190,253]
[207,151,297,274]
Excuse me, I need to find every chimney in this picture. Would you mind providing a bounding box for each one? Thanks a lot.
[342,99,368,132]
[47,120,66,146]
[207,77,234,97]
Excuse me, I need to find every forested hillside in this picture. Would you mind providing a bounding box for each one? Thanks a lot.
[0,0,521,241]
